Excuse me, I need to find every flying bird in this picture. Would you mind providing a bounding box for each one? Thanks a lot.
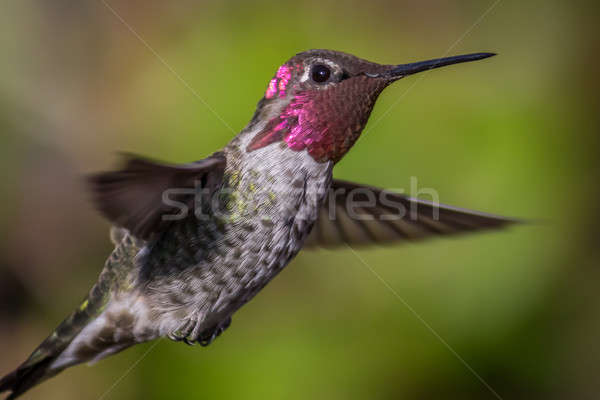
[0,49,517,399]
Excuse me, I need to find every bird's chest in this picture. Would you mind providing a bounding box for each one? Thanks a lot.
[187,149,330,312]
[146,149,331,316]
[216,155,330,284]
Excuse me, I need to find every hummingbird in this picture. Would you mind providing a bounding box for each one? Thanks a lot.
[0,49,517,399]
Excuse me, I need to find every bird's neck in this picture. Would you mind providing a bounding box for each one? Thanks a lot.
[224,122,333,224]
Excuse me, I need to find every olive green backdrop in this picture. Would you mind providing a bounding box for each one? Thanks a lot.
[0,1,598,399]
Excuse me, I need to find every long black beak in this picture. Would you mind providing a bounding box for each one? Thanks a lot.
[387,52,496,78]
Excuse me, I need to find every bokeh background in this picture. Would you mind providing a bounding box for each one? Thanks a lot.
[0,1,598,399]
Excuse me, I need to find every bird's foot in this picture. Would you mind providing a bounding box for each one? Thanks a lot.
[198,317,232,347]
[168,316,231,347]
[168,317,201,346]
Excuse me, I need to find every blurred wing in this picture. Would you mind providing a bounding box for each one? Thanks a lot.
[87,152,226,240]
[304,179,519,248]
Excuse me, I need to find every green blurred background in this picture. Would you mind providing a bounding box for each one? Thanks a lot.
[0,0,598,399]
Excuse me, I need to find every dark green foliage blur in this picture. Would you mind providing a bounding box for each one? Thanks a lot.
[0,1,598,399]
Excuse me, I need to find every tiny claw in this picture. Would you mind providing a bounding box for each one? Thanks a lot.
[198,317,231,347]
[167,331,185,342]
[168,318,196,343]
[199,332,217,347]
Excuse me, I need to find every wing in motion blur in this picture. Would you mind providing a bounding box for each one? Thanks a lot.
[304,179,519,248]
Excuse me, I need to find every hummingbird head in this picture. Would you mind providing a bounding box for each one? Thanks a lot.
[247,49,495,163]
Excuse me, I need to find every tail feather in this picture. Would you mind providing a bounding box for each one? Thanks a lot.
[0,297,95,399]
[1,233,148,398]
[0,254,120,398]
[0,357,62,400]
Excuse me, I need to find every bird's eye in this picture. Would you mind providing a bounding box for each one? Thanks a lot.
[311,64,331,83]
